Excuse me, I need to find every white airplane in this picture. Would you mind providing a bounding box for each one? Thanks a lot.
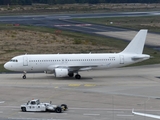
[4,29,150,79]
[132,109,160,119]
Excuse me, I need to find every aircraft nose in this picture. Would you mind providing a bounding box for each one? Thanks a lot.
[4,62,10,70]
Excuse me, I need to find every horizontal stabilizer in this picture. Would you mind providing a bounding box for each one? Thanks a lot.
[132,55,150,61]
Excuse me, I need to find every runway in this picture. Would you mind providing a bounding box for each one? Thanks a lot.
[1,11,160,47]
[1,64,160,120]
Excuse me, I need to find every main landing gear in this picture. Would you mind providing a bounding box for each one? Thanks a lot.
[22,71,81,79]
[68,72,81,79]
[22,71,27,79]
[68,72,74,77]
[75,74,81,79]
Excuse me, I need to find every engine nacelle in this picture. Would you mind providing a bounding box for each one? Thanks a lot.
[55,68,69,77]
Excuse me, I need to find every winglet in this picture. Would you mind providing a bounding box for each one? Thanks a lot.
[121,29,148,54]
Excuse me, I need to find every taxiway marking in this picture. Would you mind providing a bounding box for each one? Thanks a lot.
[8,118,67,120]
[0,101,5,104]
[68,84,96,87]
[68,84,81,87]
[83,113,100,116]
[84,84,96,87]
[117,114,134,117]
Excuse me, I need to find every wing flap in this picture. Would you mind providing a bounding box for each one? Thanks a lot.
[47,64,98,71]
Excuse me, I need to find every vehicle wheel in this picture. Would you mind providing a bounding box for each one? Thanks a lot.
[55,107,62,113]
[21,107,26,112]
[61,104,68,111]
[22,75,26,79]
[75,74,81,79]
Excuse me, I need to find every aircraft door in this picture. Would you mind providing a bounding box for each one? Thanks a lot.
[120,55,124,64]
[23,56,28,66]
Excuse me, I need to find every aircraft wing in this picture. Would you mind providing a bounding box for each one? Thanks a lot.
[132,109,160,119]
[47,64,107,71]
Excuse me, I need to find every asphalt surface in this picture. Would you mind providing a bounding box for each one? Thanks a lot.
[1,11,160,120]
[1,64,160,120]
[1,11,160,48]
[0,11,159,32]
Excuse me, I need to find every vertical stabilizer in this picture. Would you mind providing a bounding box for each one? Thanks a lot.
[121,29,148,54]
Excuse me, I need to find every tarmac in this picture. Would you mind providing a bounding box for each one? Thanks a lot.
[0,64,160,120]
[0,11,160,120]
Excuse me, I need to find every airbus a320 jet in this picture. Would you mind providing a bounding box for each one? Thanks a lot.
[4,29,150,79]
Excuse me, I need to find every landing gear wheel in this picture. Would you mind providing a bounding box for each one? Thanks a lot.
[22,75,26,79]
[75,74,81,79]
[68,73,74,77]
[23,71,27,79]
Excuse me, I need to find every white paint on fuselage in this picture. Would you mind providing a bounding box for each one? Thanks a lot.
[4,53,149,72]
[3,29,150,79]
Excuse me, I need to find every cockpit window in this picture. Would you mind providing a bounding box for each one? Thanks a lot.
[10,59,18,62]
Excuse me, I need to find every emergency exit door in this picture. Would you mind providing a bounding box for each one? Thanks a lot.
[120,55,124,64]
[23,56,28,66]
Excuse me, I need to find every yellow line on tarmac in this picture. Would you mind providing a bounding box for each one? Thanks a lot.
[84,84,96,87]
[68,84,81,87]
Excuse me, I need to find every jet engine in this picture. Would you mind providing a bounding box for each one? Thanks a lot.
[55,68,68,77]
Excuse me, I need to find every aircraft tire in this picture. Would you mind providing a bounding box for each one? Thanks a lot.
[75,74,81,79]
[68,73,74,77]
[22,75,26,79]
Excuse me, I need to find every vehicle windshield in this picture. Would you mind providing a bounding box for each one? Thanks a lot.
[36,99,40,104]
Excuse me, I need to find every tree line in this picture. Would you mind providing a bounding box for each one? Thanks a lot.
[0,0,159,5]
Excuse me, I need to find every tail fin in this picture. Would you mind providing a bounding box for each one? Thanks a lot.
[121,29,148,54]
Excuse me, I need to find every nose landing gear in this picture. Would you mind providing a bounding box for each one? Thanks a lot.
[22,71,27,79]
